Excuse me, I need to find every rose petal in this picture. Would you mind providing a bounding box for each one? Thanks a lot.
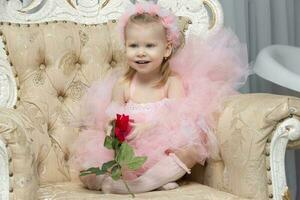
[115,127,125,142]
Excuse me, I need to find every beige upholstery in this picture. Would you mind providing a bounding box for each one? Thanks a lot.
[1,20,300,200]
[37,182,247,199]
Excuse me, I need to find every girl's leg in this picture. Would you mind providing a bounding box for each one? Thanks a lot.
[101,154,189,194]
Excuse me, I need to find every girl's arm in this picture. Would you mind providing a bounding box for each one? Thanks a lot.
[167,75,198,168]
[167,75,185,98]
[112,78,126,105]
[104,79,126,136]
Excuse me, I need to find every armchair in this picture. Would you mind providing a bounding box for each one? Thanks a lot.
[0,0,299,199]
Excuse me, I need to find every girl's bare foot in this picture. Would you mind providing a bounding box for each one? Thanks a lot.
[79,174,105,190]
[158,182,179,190]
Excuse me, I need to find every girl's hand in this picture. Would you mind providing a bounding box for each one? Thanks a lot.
[173,146,198,169]
[79,174,103,190]
[104,122,113,136]
[126,122,150,141]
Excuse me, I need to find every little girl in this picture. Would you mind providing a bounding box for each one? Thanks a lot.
[70,2,249,194]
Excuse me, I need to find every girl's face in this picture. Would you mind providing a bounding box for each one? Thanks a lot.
[125,22,172,75]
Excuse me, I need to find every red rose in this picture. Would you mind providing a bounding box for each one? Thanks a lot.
[114,114,132,142]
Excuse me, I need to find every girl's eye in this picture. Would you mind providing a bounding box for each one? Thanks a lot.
[129,44,138,48]
[146,44,155,48]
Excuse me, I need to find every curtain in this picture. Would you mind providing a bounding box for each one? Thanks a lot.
[219,0,300,199]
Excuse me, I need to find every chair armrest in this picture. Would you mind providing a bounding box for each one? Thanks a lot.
[0,138,9,200]
[215,93,300,200]
[268,117,300,200]
[0,108,42,200]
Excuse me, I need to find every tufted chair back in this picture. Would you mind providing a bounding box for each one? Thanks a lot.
[0,18,190,184]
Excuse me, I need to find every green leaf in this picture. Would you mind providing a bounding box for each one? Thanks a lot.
[79,172,92,176]
[111,165,122,180]
[95,169,106,176]
[79,167,106,176]
[101,160,117,172]
[116,143,134,165]
[104,136,113,149]
[127,156,147,170]
[85,167,100,173]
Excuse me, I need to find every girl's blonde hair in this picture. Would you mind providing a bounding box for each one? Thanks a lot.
[123,13,174,88]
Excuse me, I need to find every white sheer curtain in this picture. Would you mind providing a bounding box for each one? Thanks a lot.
[219,0,300,199]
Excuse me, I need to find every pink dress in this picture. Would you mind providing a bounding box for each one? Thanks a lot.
[71,76,210,180]
[70,29,249,180]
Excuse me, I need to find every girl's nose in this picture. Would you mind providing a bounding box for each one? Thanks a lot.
[137,48,146,57]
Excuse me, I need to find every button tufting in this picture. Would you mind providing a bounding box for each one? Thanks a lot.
[64,153,69,161]
[40,64,46,70]
[9,188,13,192]
[58,96,64,102]
[75,63,81,69]
[47,123,51,131]
[268,179,272,185]
[265,152,270,156]
[289,107,297,113]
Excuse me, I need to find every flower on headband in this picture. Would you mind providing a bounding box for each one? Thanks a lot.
[117,2,180,48]
[148,4,160,15]
[161,15,175,26]
[135,3,144,14]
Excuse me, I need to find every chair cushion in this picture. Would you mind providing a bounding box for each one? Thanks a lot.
[37,181,246,200]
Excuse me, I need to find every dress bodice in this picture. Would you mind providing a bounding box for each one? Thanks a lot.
[125,74,169,114]
[125,98,170,113]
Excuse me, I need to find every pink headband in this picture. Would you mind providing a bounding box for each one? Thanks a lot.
[117,2,180,48]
